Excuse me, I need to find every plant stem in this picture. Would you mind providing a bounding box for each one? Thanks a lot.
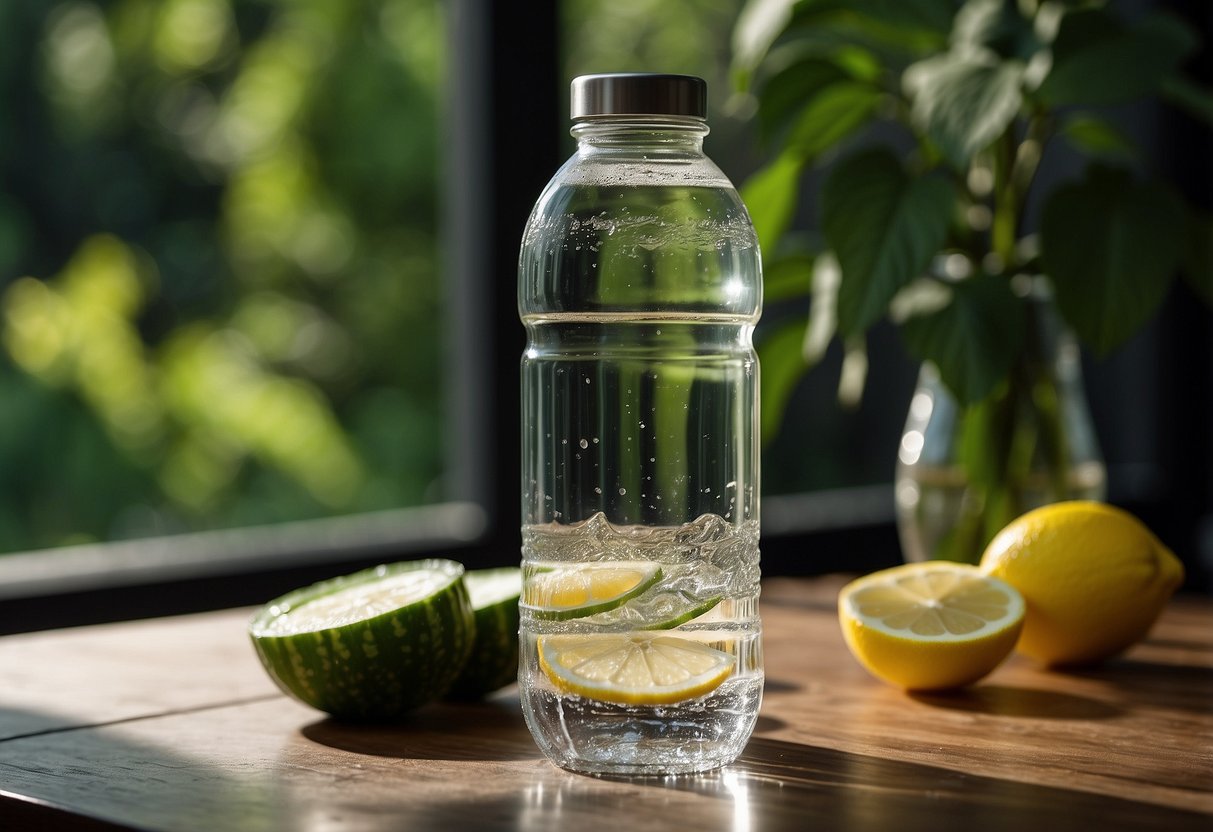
[991,129,1018,268]
[1010,113,1052,234]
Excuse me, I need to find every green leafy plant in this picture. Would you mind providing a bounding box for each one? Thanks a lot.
[733,0,1212,560]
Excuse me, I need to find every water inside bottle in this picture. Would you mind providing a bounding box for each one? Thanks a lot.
[519,178,762,774]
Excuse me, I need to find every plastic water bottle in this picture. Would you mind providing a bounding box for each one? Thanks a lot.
[517,73,762,775]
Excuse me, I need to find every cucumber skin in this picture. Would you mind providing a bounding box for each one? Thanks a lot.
[249,561,475,720]
[446,595,520,700]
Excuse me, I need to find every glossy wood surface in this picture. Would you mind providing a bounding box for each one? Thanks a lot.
[1,577,1210,831]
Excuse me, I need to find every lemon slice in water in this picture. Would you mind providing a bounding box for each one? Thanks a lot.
[538,633,734,706]
[522,562,662,620]
[838,561,1025,690]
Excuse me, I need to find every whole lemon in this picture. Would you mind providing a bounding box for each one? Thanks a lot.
[979,501,1184,666]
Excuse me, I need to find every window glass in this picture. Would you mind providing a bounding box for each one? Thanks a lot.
[0,0,447,553]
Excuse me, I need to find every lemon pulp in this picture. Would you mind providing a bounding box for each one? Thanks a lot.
[838,562,1025,690]
[522,562,662,620]
[538,633,734,706]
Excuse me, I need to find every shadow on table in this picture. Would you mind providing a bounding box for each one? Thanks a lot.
[300,692,539,762]
[908,685,1123,719]
[1049,659,1213,715]
[0,706,274,831]
[377,734,1212,832]
[301,691,794,760]
[730,736,1209,830]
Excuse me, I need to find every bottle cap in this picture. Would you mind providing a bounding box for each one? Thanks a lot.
[570,74,707,121]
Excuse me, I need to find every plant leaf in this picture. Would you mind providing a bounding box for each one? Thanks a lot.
[732,0,798,89]
[1059,114,1140,163]
[1161,75,1213,130]
[821,149,957,336]
[780,1,951,72]
[763,252,814,303]
[740,151,803,255]
[846,0,959,35]
[786,82,885,158]
[1037,10,1199,107]
[951,0,1042,61]
[899,273,1026,404]
[756,317,811,445]
[754,57,850,140]
[1041,166,1186,355]
[741,81,884,254]
[905,53,1025,169]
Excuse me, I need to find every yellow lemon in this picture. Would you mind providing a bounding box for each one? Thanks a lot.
[537,633,733,705]
[838,562,1025,690]
[980,501,1184,666]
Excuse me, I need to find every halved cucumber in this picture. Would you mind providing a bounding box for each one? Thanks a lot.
[249,559,474,720]
[446,567,523,700]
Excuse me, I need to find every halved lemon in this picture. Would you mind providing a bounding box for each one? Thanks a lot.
[838,562,1025,691]
[522,562,662,620]
[537,633,734,705]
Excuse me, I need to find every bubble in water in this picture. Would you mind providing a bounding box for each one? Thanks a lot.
[580,439,589,449]
[618,488,627,496]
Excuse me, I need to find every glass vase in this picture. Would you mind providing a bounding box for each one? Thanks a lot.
[894,284,1106,564]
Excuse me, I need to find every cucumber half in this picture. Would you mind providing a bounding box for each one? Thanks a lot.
[249,559,474,720]
[446,567,523,700]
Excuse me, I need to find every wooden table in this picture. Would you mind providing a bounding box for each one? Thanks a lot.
[1,577,1210,831]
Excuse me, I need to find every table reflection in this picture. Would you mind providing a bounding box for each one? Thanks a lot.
[518,766,772,832]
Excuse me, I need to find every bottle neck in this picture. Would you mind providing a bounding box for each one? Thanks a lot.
[571,118,709,156]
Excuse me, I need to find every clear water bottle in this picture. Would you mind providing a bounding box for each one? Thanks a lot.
[517,73,763,775]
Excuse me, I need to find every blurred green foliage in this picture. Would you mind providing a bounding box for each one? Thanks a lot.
[0,0,919,557]
[564,0,920,495]
[563,0,753,160]
[0,0,445,552]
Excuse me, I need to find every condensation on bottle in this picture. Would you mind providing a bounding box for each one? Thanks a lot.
[517,73,763,775]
